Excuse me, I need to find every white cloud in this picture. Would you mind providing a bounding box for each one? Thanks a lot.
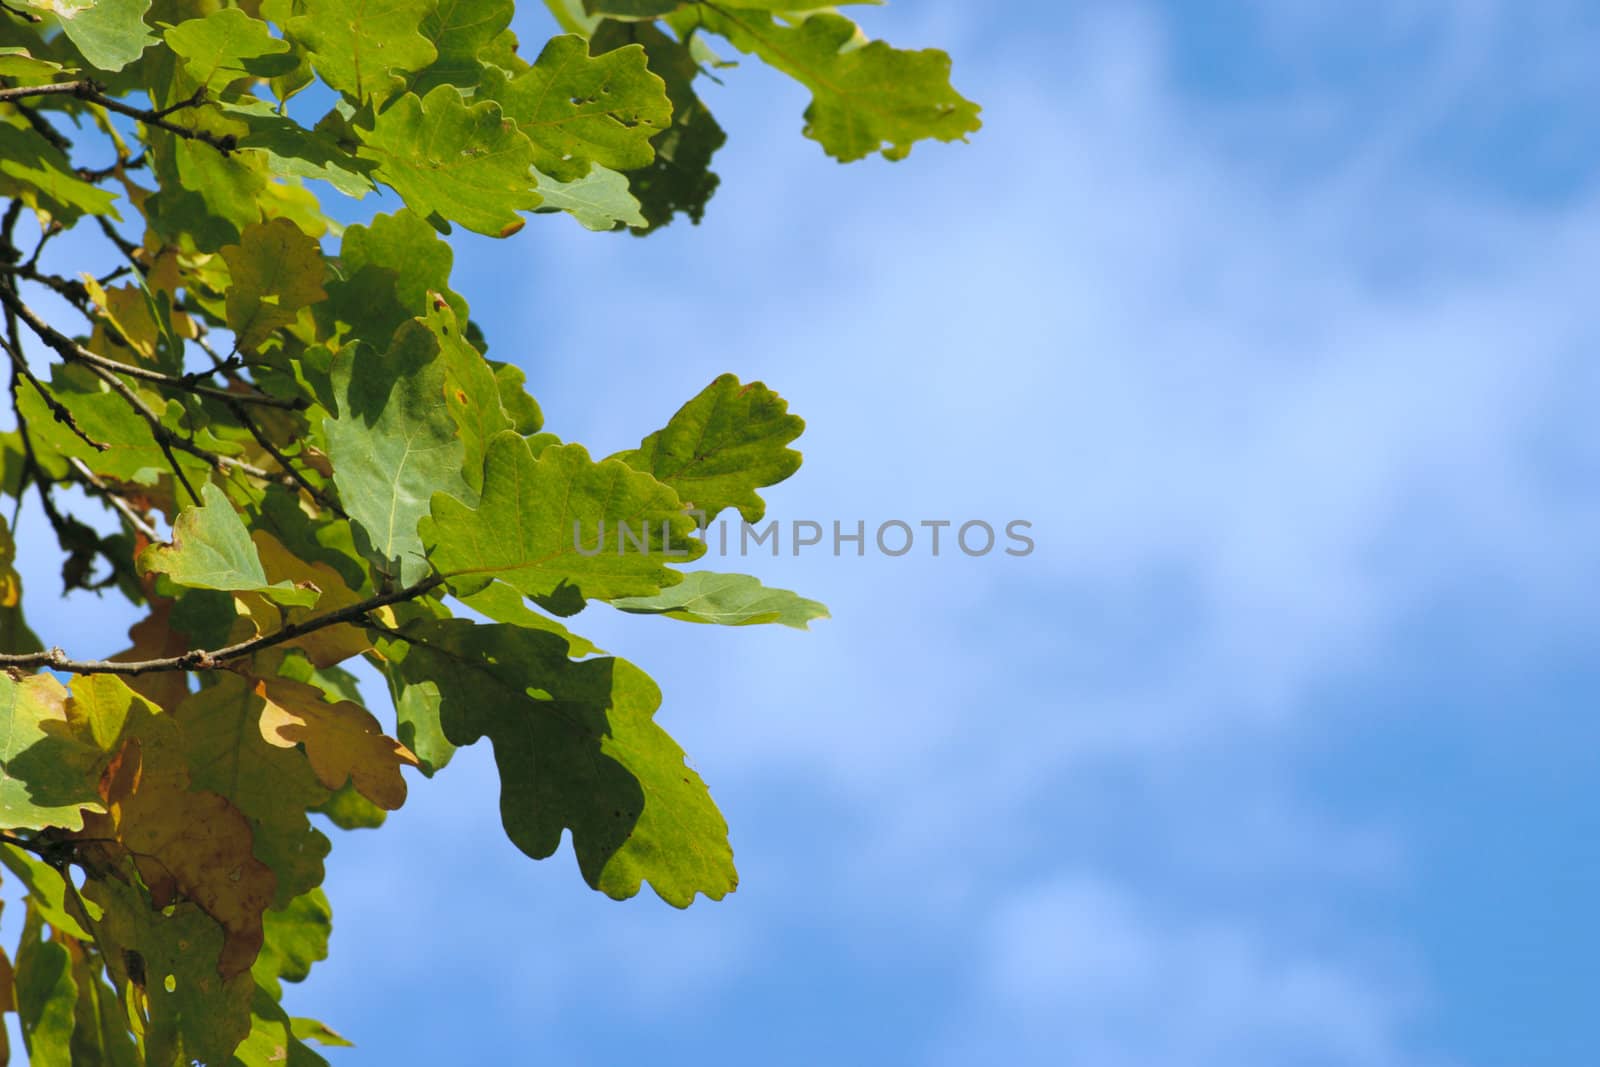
[940,874,1434,1067]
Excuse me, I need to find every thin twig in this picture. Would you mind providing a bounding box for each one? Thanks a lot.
[0,330,107,451]
[0,81,235,153]
[78,150,148,184]
[0,261,89,308]
[223,394,347,517]
[12,100,72,152]
[68,457,161,542]
[95,358,203,503]
[0,284,305,409]
[0,832,53,860]
[23,220,59,271]
[0,576,447,675]
[92,215,141,263]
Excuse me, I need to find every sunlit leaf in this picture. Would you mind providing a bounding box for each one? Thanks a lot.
[612,373,804,522]
[612,571,829,628]
[483,33,671,182]
[357,84,540,237]
[697,8,981,161]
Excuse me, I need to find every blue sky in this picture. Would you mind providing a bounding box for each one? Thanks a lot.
[11,1,1600,1063]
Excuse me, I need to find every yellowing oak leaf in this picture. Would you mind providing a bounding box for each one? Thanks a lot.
[109,768,278,979]
[250,530,372,667]
[174,674,331,909]
[220,217,329,351]
[78,677,277,980]
[109,592,192,711]
[0,515,41,658]
[257,678,417,810]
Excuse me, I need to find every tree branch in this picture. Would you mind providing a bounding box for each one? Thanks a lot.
[0,576,446,675]
[0,81,235,154]
[75,356,281,503]
[223,392,348,518]
[0,261,90,309]
[0,314,107,452]
[0,284,306,410]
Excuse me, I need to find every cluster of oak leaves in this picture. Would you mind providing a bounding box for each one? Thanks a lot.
[0,0,976,1062]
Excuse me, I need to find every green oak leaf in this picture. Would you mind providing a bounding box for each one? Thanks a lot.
[325,324,471,585]
[0,845,92,939]
[611,373,804,523]
[697,8,981,162]
[423,432,704,603]
[147,126,270,251]
[483,34,671,182]
[235,986,335,1067]
[342,210,464,317]
[163,8,297,87]
[534,164,647,230]
[254,486,373,595]
[286,0,438,101]
[22,0,155,72]
[357,84,540,237]
[0,123,121,223]
[313,779,389,828]
[456,579,603,657]
[66,940,141,1067]
[227,98,378,198]
[492,359,544,434]
[376,640,456,777]
[14,366,211,486]
[430,303,513,494]
[720,0,881,6]
[0,48,62,79]
[588,0,879,13]
[0,673,103,833]
[293,1017,353,1048]
[389,618,736,905]
[612,571,829,628]
[591,19,725,231]
[411,0,515,93]
[139,482,320,606]
[15,907,78,1067]
[324,208,469,347]
[253,890,332,999]
[88,875,255,1067]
